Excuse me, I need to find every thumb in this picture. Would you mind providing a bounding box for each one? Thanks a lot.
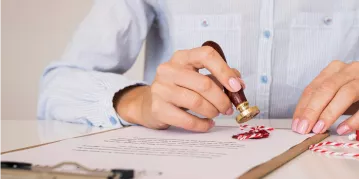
[231,68,246,89]
[206,68,245,90]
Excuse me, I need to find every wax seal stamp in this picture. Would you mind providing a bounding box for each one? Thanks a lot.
[202,41,260,123]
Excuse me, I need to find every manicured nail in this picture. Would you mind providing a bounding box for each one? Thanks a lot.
[229,77,242,91]
[296,119,309,134]
[292,118,299,131]
[337,124,351,135]
[312,120,325,134]
[225,108,234,115]
[210,120,216,128]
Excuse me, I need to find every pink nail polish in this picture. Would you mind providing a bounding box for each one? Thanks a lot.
[337,125,351,135]
[312,120,325,134]
[225,108,234,115]
[296,119,309,134]
[209,120,215,128]
[229,77,242,92]
[292,118,299,131]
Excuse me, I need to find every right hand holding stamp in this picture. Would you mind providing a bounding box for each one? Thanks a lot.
[116,46,244,132]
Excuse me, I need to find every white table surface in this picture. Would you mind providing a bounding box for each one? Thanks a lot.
[1,117,358,179]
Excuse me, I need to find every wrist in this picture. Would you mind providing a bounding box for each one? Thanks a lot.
[114,85,150,125]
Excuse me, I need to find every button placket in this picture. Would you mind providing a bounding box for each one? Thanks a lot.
[256,0,274,119]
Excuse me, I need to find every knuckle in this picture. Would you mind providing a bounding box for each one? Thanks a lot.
[320,108,336,121]
[303,86,315,96]
[342,84,356,94]
[342,84,359,101]
[218,64,228,75]
[172,50,185,59]
[199,46,216,60]
[217,97,232,112]
[329,60,345,67]
[318,81,336,93]
[179,89,190,99]
[208,111,219,119]
[183,118,197,130]
[172,50,188,65]
[198,77,213,92]
[302,106,317,116]
[190,94,203,109]
[156,62,171,76]
[295,107,305,116]
[327,60,346,72]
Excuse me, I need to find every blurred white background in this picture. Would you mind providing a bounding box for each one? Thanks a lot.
[1,0,145,121]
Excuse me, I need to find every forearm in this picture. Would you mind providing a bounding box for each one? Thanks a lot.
[38,67,147,127]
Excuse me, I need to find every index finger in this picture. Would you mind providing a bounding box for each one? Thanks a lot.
[292,60,346,133]
[170,46,242,93]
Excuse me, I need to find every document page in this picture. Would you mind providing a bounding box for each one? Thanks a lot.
[2,126,313,179]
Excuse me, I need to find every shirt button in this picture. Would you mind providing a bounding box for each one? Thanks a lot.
[201,19,209,27]
[260,75,268,84]
[109,116,118,125]
[323,16,333,25]
[263,30,271,39]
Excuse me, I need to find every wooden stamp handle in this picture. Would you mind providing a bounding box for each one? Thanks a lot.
[201,41,247,108]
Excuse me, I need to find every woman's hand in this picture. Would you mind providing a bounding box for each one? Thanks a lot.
[116,46,243,132]
[292,60,359,135]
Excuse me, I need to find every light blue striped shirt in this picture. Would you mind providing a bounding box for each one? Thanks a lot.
[37,0,359,128]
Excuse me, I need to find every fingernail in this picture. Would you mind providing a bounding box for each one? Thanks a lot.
[225,108,234,115]
[337,124,351,135]
[292,118,299,131]
[312,120,325,134]
[210,120,216,128]
[296,119,309,134]
[229,77,242,91]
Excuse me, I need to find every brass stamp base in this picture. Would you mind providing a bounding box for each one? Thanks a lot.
[235,102,260,123]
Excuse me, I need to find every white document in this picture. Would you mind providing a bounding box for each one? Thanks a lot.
[2,125,313,179]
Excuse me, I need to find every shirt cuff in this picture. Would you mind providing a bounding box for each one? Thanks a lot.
[95,76,148,128]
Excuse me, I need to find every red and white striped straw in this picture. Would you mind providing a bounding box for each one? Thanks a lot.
[239,124,274,131]
[309,141,359,149]
[309,141,359,159]
[233,125,273,140]
[233,133,265,140]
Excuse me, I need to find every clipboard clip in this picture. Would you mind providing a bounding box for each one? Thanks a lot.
[1,161,162,179]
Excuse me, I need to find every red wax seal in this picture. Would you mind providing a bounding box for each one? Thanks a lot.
[232,125,274,140]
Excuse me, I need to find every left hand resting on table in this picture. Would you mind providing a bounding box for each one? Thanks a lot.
[292,60,359,135]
